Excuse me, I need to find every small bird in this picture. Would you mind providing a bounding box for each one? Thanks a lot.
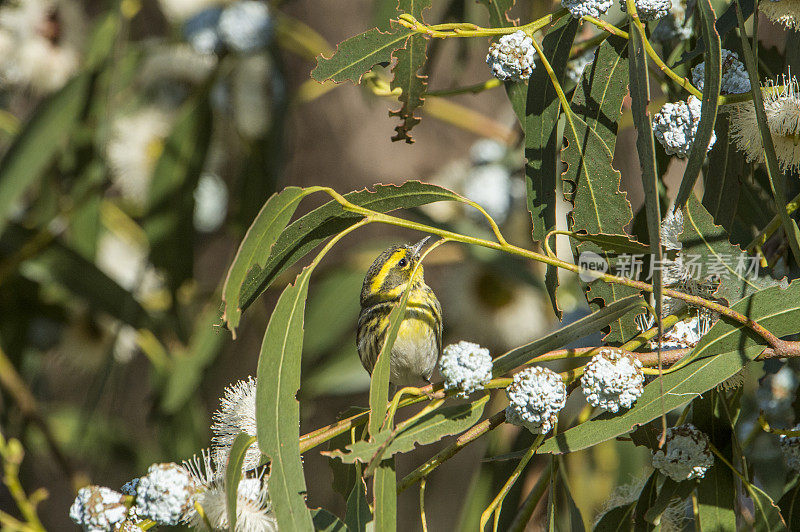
[357,237,443,387]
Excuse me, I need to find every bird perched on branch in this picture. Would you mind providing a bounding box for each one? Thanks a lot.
[357,237,442,387]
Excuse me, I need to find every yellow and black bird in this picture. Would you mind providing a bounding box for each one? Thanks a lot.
[357,237,442,387]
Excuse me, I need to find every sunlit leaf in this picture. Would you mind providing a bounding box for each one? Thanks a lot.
[226,433,257,532]
[255,267,315,531]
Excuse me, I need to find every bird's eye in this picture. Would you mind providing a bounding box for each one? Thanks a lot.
[398,258,408,268]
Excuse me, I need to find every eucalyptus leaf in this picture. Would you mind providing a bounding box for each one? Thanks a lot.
[225,433,257,532]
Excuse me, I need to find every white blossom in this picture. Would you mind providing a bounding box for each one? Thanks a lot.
[729,75,800,173]
[193,173,228,232]
[69,486,129,531]
[440,341,493,397]
[211,377,261,472]
[486,30,536,82]
[619,0,672,21]
[505,367,566,434]
[581,348,644,413]
[651,424,714,481]
[469,139,506,165]
[218,1,273,53]
[692,49,750,95]
[135,463,198,526]
[463,164,512,223]
[562,0,614,18]
[653,96,716,158]
[761,0,800,30]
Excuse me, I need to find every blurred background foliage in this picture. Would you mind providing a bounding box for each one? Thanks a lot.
[0,0,797,530]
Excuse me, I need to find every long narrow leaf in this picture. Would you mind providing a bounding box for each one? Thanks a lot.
[225,433,257,532]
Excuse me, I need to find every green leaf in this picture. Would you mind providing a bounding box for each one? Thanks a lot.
[492,294,645,375]
[368,271,416,437]
[778,475,800,530]
[538,280,800,454]
[562,35,640,342]
[222,186,313,335]
[593,503,635,531]
[628,12,664,330]
[84,12,121,70]
[516,17,579,319]
[0,73,92,233]
[389,0,431,142]
[702,113,744,232]
[734,0,800,265]
[311,508,348,531]
[744,480,788,531]
[675,0,720,208]
[237,181,462,325]
[226,433,257,532]
[327,395,488,463]
[374,458,397,532]
[569,233,649,255]
[694,392,737,532]
[476,0,517,27]
[255,267,315,532]
[678,0,754,64]
[6,225,151,328]
[311,25,414,84]
[144,93,213,291]
[345,467,371,531]
[680,194,781,305]
[632,470,658,532]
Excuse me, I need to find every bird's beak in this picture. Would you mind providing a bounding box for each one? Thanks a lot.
[411,236,431,259]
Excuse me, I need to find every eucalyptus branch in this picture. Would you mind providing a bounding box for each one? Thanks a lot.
[757,413,800,437]
[746,189,800,252]
[396,9,568,39]
[426,78,502,97]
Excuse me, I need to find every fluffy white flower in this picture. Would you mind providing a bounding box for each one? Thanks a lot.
[562,0,614,18]
[218,1,273,53]
[106,108,173,207]
[96,231,163,301]
[652,0,693,41]
[619,0,672,21]
[183,7,222,54]
[691,49,750,95]
[581,348,644,413]
[69,486,129,531]
[440,341,493,396]
[211,377,261,472]
[135,463,198,526]
[463,164,512,223]
[470,139,506,165]
[505,367,567,434]
[651,424,714,481]
[486,30,536,82]
[729,75,800,173]
[566,50,594,84]
[193,173,228,232]
[183,452,277,532]
[653,96,716,158]
[758,366,798,421]
[780,424,800,471]
[761,0,800,30]
[0,0,82,93]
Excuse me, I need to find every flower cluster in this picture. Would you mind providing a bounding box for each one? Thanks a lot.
[211,376,261,471]
[486,30,536,82]
[691,49,750,94]
[70,376,276,531]
[505,367,567,434]
[562,0,614,19]
[760,0,800,30]
[135,463,198,526]
[653,96,716,158]
[69,486,131,531]
[581,348,645,413]
[729,75,800,173]
[184,0,273,55]
[619,0,672,21]
[780,424,800,471]
[440,341,494,397]
[651,424,715,481]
